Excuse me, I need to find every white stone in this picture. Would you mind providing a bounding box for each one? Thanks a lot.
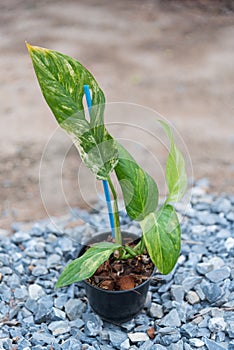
[208,317,226,333]
[48,321,71,335]
[189,338,205,347]
[186,291,200,305]
[149,303,164,318]
[128,332,149,343]
[28,284,45,300]
[225,237,234,251]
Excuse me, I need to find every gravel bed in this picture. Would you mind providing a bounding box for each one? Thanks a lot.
[0,182,234,349]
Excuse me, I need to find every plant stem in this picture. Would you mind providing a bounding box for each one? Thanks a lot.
[107,176,122,245]
[133,237,146,255]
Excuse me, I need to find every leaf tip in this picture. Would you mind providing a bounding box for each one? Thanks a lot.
[25,41,32,51]
[25,43,49,55]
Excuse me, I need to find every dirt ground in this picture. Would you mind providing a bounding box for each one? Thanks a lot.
[1,0,234,229]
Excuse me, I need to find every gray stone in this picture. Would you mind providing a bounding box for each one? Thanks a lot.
[7,274,21,289]
[158,280,173,293]
[227,321,234,338]
[182,276,202,292]
[48,321,71,336]
[0,266,12,275]
[28,284,45,300]
[138,340,154,350]
[34,300,51,324]
[61,337,82,350]
[58,237,73,252]
[186,291,200,305]
[17,339,31,349]
[171,285,185,303]
[135,314,150,325]
[121,320,135,331]
[184,344,193,350]
[227,211,234,222]
[69,318,84,329]
[9,304,21,319]
[144,291,152,308]
[50,307,66,321]
[25,298,38,313]
[31,265,48,277]
[120,339,131,350]
[0,253,10,266]
[210,308,224,318]
[189,338,205,347]
[84,314,103,337]
[216,331,226,342]
[15,263,24,274]
[99,330,109,341]
[204,338,227,350]
[149,303,164,318]
[47,254,61,268]
[23,315,34,324]
[12,231,31,242]
[197,257,225,275]
[169,340,183,350]
[196,327,210,338]
[135,324,151,332]
[211,198,232,214]
[160,309,181,327]
[54,294,68,309]
[65,299,85,320]
[206,266,231,283]
[109,330,128,347]
[158,327,177,335]
[99,346,114,350]
[128,332,149,342]
[217,229,231,239]
[160,332,181,346]
[32,332,54,345]
[181,323,198,338]
[194,285,206,300]
[202,283,222,303]
[14,286,28,300]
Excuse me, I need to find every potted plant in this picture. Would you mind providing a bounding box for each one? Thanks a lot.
[27,44,187,323]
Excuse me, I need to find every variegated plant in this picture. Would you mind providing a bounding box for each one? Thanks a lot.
[27,44,187,288]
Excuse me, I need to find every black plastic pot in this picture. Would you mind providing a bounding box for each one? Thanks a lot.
[80,232,152,323]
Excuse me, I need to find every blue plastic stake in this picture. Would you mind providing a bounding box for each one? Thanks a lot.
[83,85,115,238]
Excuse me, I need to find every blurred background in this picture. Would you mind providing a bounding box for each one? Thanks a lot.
[1,0,234,229]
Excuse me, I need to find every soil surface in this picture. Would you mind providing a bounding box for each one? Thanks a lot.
[1,0,234,229]
[87,236,154,291]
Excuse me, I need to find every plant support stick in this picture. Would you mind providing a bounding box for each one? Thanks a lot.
[107,176,122,245]
[83,85,116,239]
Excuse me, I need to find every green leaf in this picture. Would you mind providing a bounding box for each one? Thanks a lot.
[140,204,181,274]
[55,242,121,288]
[27,44,118,179]
[27,44,104,136]
[62,115,118,179]
[159,120,187,203]
[115,143,158,221]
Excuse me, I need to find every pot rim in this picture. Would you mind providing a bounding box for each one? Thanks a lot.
[80,230,154,294]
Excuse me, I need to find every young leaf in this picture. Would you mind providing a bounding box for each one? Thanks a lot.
[27,44,118,179]
[140,204,181,274]
[55,242,121,288]
[115,143,158,221]
[159,120,187,203]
